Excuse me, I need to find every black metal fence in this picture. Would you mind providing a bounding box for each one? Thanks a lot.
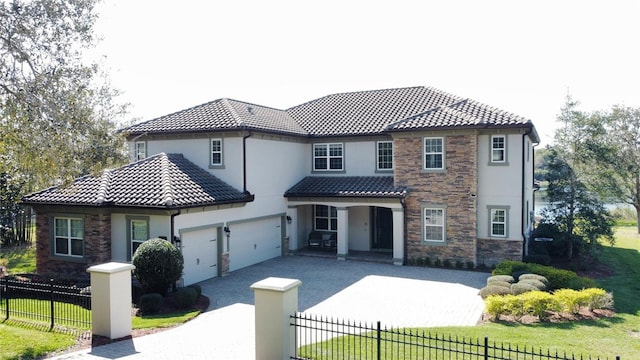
[0,276,91,331]
[291,313,620,360]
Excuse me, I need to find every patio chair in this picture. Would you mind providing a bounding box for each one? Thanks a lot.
[323,232,337,249]
[307,231,322,248]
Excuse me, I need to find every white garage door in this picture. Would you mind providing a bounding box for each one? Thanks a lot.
[229,217,282,271]
[181,227,218,286]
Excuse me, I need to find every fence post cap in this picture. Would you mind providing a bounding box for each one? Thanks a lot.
[250,277,301,292]
[87,262,136,274]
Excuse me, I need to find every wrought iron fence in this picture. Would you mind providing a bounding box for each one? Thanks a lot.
[0,276,91,331]
[291,313,620,360]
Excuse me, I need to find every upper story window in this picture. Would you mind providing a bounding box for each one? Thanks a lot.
[491,135,507,163]
[314,205,337,231]
[135,141,146,161]
[376,141,393,171]
[489,207,508,237]
[313,143,343,171]
[424,137,444,170]
[210,138,223,167]
[423,207,445,242]
[54,217,84,257]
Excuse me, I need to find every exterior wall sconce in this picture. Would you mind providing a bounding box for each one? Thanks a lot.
[224,226,231,236]
[286,216,292,224]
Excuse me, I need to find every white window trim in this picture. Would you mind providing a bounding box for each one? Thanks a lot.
[488,206,510,238]
[210,138,224,168]
[376,141,393,171]
[490,135,508,165]
[134,141,146,161]
[421,205,446,243]
[314,205,338,231]
[423,137,445,171]
[313,143,344,172]
[53,216,84,258]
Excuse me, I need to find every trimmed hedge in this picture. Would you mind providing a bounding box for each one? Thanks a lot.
[492,260,596,290]
[479,285,512,299]
[173,287,198,309]
[487,275,515,285]
[139,293,164,315]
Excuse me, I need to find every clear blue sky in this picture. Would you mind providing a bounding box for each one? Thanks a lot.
[91,0,640,146]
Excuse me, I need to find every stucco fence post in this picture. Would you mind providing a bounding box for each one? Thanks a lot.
[87,262,136,339]
[251,277,301,360]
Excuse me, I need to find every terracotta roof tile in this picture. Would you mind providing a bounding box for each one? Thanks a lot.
[22,153,250,208]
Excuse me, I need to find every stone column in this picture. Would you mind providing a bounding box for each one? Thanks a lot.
[392,207,405,265]
[87,262,136,339]
[336,207,349,260]
[251,277,301,360]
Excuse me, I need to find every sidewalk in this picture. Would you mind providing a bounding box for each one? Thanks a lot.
[47,256,489,359]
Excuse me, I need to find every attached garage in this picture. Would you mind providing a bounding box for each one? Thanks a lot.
[228,216,283,271]
[180,226,219,286]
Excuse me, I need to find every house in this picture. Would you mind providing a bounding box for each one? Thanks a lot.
[22,86,539,285]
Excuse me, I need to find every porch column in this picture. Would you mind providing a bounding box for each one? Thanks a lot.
[287,206,298,251]
[336,207,349,260]
[392,208,405,265]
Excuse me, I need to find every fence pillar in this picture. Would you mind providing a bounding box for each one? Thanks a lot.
[251,277,301,360]
[87,262,136,340]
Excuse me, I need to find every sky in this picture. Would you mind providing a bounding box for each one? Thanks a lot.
[90,0,640,146]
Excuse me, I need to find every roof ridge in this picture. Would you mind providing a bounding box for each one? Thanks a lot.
[95,169,112,204]
[286,86,426,111]
[221,98,245,127]
[159,153,175,207]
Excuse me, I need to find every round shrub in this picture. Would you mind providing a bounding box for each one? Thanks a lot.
[187,284,202,298]
[487,275,515,285]
[518,278,548,291]
[487,281,512,289]
[518,274,550,287]
[133,238,184,296]
[139,293,164,315]
[173,287,198,309]
[510,282,539,295]
[479,285,512,299]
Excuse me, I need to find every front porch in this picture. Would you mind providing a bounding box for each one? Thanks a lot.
[292,247,394,264]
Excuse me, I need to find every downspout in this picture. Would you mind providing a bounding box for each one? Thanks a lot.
[521,130,539,258]
[170,210,181,246]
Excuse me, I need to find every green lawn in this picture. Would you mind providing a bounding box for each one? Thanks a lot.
[300,226,640,359]
[0,246,36,274]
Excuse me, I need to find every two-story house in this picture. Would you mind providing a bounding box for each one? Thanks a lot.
[22,86,539,285]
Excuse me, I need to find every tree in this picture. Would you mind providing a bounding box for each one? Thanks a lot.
[0,0,128,194]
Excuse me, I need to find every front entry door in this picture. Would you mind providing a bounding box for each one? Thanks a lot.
[372,207,393,251]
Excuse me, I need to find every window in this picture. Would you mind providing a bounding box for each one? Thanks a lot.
[376,141,393,171]
[313,143,343,171]
[130,219,149,258]
[490,208,507,237]
[210,138,223,167]
[135,141,146,161]
[423,207,445,242]
[54,217,84,257]
[491,135,506,163]
[314,205,337,231]
[424,137,444,170]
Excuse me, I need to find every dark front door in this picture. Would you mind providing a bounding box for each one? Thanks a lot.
[372,207,393,251]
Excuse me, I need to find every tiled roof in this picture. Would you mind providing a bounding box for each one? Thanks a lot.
[21,153,251,209]
[284,176,408,198]
[123,99,306,136]
[122,86,537,139]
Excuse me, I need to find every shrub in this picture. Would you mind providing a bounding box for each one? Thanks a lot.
[487,281,512,289]
[521,291,559,321]
[133,238,184,296]
[503,294,526,320]
[455,260,464,269]
[583,288,614,310]
[518,278,548,291]
[487,275,515,285]
[492,260,593,290]
[173,287,198,309]
[443,259,452,268]
[433,258,442,267]
[554,289,583,313]
[518,274,550,287]
[479,285,512,299]
[139,293,164,314]
[484,295,507,320]
[466,261,475,270]
[511,282,539,295]
[187,284,202,298]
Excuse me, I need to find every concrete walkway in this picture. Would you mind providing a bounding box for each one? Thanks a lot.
[47,255,489,359]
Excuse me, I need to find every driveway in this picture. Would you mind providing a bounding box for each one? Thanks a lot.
[48,255,489,359]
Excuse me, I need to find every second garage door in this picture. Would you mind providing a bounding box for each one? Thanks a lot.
[229,217,282,272]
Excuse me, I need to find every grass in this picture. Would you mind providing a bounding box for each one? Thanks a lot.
[301,226,640,359]
[0,246,36,274]
[0,322,77,360]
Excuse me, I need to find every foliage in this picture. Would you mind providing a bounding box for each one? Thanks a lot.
[510,282,540,295]
[478,285,512,299]
[132,238,184,296]
[492,260,596,290]
[0,0,130,194]
[172,287,198,309]
[518,273,550,287]
[187,284,202,298]
[517,278,548,291]
[486,275,515,284]
[0,246,36,273]
[138,293,164,315]
[0,323,76,360]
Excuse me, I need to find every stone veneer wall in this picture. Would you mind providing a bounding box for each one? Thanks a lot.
[394,134,478,264]
[35,211,112,279]
[476,238,523,266]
